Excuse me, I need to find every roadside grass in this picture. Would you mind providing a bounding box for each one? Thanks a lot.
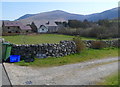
[2,34,118,44]
[15,47,118,67]
[97,72,120,85]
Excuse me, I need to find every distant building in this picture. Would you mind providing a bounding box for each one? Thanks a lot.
[38,25,48,33]
[36,21,60,33]
[2,21,32,35]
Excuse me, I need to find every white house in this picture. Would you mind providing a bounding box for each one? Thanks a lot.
[36,21,59,33]
[38,25,48,33]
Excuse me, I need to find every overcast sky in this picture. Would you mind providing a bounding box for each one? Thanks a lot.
[1,0,119,20]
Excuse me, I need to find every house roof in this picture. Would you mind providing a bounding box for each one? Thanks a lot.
[34,21,58,28]
[38,25,47,29]
[3,21,31,30]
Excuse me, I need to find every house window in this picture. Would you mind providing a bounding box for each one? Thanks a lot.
[8,31,11,33]
[16,31,19,33]
[42,29,44,31]
[8,27,10,29]
[26,30,29,33]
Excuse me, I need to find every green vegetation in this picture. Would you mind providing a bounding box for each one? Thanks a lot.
[97,72,119,85]
[15,48,118,67]
[57,19,119,39]
[73,36,86,52]
[3,34,74,44]
[91,41,106,49]
[2,34,117,44]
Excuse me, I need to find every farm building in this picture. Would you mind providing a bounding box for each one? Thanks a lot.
[36,21,60,33]
[2,21,32,35]
[38,25,48,33]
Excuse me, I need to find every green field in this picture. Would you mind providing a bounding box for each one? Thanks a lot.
[2,34,73,44]
[2,34,117,44]
[2,34,94,44]
[15,48,118,67]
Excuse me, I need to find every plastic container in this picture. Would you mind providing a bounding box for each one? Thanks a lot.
[10,55,20,62]
[2,42,12,61]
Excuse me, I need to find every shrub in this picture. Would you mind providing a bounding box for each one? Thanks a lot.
[57,28,77,35]
[97,34,111,39]
[73,36,86,53]
[91,41,106,49]
[118,39,120,48]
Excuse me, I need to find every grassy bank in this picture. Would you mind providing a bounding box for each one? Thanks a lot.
[15,48,118,67]
[2,34,117,44]
[97,72,119,85]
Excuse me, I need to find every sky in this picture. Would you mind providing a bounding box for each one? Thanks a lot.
[1,0,119,20]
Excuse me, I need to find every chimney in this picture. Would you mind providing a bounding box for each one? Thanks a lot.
[46,21,49,25]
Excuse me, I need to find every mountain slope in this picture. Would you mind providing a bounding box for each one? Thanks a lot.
[16,14,35,20]
[86,7,118,21]
[16,7,118,26]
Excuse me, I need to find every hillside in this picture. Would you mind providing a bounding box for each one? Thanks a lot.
[16,7,118,25]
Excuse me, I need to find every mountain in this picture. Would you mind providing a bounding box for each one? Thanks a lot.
[16,7,118,26]
[16,14,35,20]
[86,7,118,21]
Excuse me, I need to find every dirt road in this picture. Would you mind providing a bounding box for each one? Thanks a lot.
[4,57,119,85]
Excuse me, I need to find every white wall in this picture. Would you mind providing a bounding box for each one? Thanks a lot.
[38,26,48,33]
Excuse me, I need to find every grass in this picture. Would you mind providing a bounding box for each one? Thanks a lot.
[97,72,120,86]
[15,47,118,67]
[2,34,74,44]
[2,34,118,44]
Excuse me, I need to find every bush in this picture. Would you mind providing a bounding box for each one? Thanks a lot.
[57,28,78,35]
[91,41,106,49]
[118,39,120,48]
[73,36,86,53]
[97,34,111,39]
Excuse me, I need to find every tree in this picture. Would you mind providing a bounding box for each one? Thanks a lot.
[55,21,68,27]
[68,20,90,28]
[98,19,111,27]
[83,19,89,23]
[83,19,90,28]
[68,20,83,28]
[62,21,68,27]
[30,22,37,33]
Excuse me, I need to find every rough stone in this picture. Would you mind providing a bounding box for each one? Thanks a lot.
[11,40,76,60]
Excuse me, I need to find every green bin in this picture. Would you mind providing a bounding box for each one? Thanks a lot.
[2,42,13,61]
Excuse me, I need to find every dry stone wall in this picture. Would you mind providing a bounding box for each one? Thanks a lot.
[84,40,119,48]
[11,41,76,60]
[11,40,119,61]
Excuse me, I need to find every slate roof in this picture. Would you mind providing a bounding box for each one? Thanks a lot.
[3,21,31,30]
[35,21,58,28]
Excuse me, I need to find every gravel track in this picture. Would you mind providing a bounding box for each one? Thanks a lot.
[3,57,119,85]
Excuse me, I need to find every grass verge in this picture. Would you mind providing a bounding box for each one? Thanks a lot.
[15,47,118,67]
[97,72,120,85]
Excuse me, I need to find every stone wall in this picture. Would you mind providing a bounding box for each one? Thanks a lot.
[83,40,119,48]
[11,40,119,61]
[11,41,76,60]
